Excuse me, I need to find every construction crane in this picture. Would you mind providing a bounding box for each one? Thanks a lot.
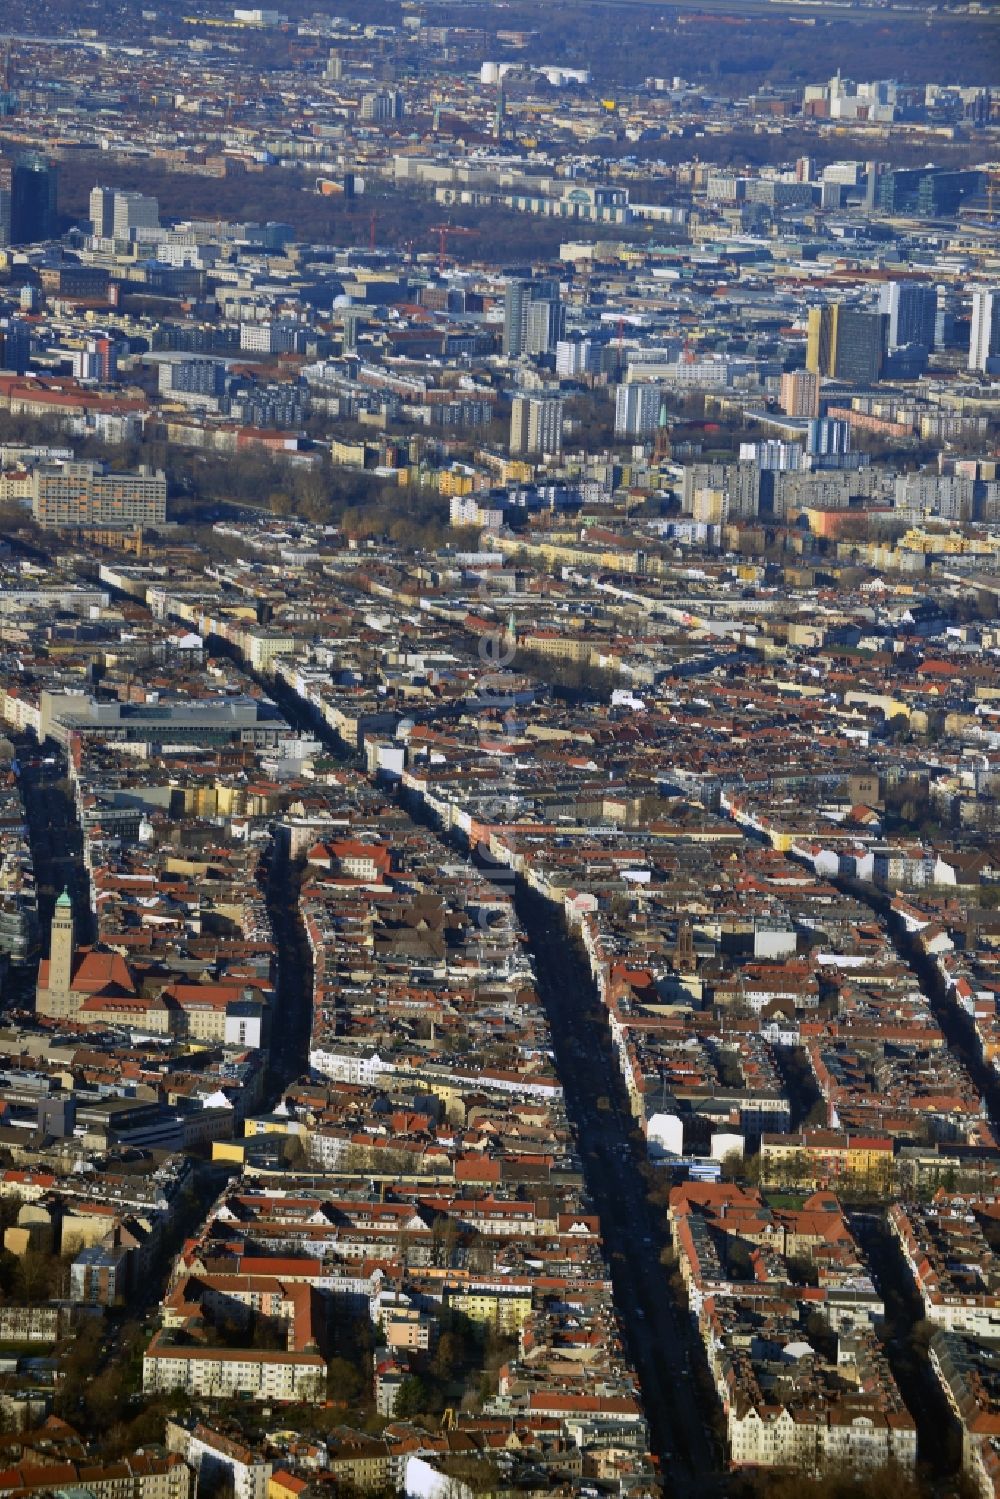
[987,170,1000,226]
[428,222,476,272]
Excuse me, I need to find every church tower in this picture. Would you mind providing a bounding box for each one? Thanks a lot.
[47,889,75,1001]
[674,916,696,975]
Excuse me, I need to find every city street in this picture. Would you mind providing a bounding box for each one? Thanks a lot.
[262,835,314,1105]
[6,744,93,1013]
[16,748,93,941]
[514,888,723,1491]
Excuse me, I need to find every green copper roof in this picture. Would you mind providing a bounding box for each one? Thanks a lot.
[55,889,72,908]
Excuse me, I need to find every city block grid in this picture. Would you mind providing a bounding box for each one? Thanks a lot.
[0,1,996,1496]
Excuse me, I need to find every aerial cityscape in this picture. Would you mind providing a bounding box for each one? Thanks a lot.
[0,0,996,1494]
